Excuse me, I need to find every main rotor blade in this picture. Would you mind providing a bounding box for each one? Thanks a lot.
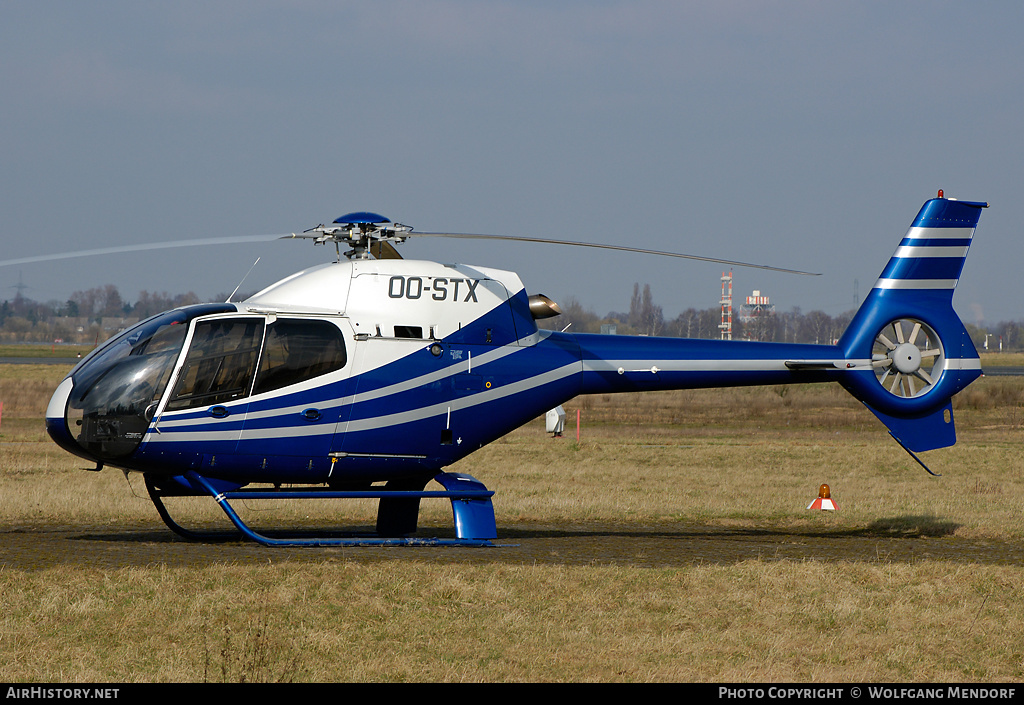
[406,231,820,275]
[0,234,291,269]
[1,228,818,276]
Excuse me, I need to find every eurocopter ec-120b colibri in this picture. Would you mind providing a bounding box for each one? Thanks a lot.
[37,193,987,545]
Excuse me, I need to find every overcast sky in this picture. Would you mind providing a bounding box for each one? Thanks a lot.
[2,2,1021,327]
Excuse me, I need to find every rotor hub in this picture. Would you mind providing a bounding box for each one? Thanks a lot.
[294,212,412,260]
[892,342,922,374]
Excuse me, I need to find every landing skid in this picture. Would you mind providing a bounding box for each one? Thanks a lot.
[144,470,497,547]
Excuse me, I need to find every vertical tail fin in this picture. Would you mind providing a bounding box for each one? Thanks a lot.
[838,194,988,452]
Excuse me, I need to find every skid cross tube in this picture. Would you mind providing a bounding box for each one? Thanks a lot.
[145,470,497,547]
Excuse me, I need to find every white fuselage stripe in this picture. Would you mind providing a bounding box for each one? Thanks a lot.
[148,346,573,443]
[904,226,975,240]
[945,358,982,370]
[873,278,958,290]
[144,353,983,444]
[892,245,969,258]
[584,358,818,373]
[344,361,581,433]
[339,340,530,408]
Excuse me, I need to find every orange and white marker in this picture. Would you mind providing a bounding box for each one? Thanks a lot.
[807,483,838,511]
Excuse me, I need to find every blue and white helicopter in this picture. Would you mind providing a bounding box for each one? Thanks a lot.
[39,192,987,545]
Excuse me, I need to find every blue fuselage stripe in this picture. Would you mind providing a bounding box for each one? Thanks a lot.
[898,238,972,248]
[879,256,966,281]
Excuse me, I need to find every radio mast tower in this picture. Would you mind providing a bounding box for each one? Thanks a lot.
[719,271,733,340]
[10,271,29,299]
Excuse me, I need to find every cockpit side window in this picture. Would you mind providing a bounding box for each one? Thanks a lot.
[167,318,264,411]
[253,319,348,395]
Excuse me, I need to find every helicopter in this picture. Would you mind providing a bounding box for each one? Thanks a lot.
[32,192,985,546]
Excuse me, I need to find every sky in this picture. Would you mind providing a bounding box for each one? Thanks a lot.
[2,1,1022,327]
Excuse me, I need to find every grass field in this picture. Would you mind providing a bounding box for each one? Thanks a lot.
[0,343,92,358]
[0,361,1022,682]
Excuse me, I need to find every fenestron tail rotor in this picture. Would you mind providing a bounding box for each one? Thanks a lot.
[871,318,944,398]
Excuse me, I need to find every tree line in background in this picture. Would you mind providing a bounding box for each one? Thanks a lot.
[540,282,1022,353]
[1,281,1021,352]
[537,283,856,345]
[0,286,203,344]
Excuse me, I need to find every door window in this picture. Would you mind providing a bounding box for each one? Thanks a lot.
[252,319,348,395]
[167,318,264,410]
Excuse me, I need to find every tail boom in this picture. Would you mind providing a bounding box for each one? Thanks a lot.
[563,195,987,455]
[574,334,843,395]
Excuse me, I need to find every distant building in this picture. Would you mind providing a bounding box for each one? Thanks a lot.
[740,290,776,341]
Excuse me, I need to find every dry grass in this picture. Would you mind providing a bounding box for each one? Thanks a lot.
[981,351,1024,367]
[1,364,1023,682]
[0,364,71,417]
[0,561,1021,682]
[0,344,91,358]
